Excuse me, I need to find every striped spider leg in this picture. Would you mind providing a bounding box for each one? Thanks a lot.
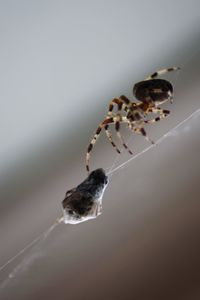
[145,66,180,80]
[143,107,170,125]
[127,115,155,145]
[86,112,134,173]
[105,95,135,155]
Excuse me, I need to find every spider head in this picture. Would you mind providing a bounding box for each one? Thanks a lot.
[133,79,173,106]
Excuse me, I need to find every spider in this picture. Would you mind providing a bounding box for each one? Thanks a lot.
[86,67,180,173]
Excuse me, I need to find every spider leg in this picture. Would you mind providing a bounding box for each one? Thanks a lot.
[140,127,154,144]
[104,124,121,154]
[144,107,170,124]
[139,127,155,144]
[106,97,130,153]
[107,95,131,116]
[131,125,154,145]
[108,98,123,116]
[145,67,180,80]
[107,96,133,154]
[123,105,155,144]
[115,118,133,155]
[86,95,133,173]
[86,117,123,173]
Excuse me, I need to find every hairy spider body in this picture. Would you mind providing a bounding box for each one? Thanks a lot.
[86,67,180,172]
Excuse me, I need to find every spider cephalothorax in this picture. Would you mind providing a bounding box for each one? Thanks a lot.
[86,67,180,172]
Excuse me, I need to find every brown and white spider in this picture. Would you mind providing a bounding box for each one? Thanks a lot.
[86,67,180,173]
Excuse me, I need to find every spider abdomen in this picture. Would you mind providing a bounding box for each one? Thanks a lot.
[133,79,173,103]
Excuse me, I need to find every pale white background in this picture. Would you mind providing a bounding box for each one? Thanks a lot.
[0,1,200,299]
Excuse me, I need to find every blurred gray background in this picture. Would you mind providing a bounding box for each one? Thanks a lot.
[0,0,200,299]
